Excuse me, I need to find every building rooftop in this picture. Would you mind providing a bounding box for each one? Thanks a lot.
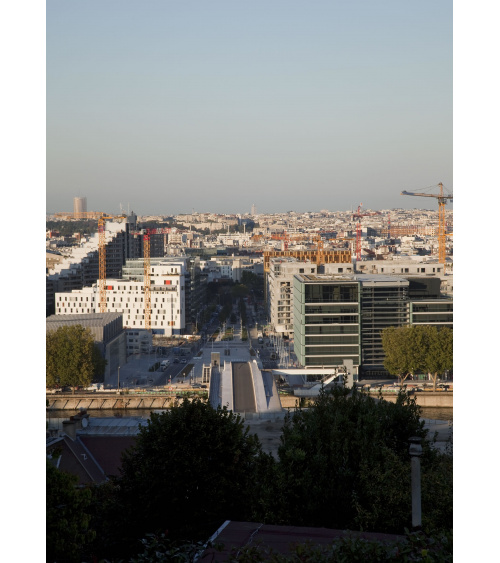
[46,312,123,328]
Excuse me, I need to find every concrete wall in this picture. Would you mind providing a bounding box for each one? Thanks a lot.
[279,392,452,409]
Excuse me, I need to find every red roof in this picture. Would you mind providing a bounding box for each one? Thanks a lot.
[202,521,403,561]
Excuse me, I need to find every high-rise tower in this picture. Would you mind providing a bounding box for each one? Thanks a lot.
[73,197,87,219]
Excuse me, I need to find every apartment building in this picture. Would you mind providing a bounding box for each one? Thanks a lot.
[122,256,205,333]
[55,261,186,336]
[267,258,319,336]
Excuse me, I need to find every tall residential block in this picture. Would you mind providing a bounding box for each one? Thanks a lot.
[73,197,87,218]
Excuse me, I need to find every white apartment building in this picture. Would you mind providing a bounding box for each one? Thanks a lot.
[200,256,260,283]
[216,233,252,247]
[267,258,320,336]
[55,261,186,335]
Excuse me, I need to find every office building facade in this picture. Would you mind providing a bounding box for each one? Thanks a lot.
[292,273,452,376]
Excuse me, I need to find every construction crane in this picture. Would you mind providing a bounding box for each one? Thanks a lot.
[314,234,324,265]
[143,229,152,332]
[98,215,114,312]
[401,183,453,264]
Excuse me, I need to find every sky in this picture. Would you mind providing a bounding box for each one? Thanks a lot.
[46,0,453,215]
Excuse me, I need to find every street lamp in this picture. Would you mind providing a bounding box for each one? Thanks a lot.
[117,366,120,394]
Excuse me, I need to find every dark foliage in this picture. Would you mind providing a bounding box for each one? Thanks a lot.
[98,399,268,559]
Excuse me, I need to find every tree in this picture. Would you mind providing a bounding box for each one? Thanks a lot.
[382,325,453,390]
[258,385,433,534]
[423,325,453,391]
[46,460,95,562]
[46,325,107,391]
[105,399,269,559]
[382,325,428,384]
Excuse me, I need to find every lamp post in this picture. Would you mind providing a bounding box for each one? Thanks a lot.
[409,437,423,530]
[117,366,120,394]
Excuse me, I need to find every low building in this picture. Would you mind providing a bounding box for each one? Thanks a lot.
[46,312,127,381]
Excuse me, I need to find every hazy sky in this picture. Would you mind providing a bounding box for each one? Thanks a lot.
[46,0,452,215]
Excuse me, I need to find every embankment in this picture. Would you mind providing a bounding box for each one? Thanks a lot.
[279,391,453,409]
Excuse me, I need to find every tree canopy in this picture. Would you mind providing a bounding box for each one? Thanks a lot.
[46,325,107,390]
[382,325,453,389]
[258,385,432,534]
[78,388,452,561]
[46,460,94,562]
[107,398,269,558]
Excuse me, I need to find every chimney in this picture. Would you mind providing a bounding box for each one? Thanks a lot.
[62,420,77,441]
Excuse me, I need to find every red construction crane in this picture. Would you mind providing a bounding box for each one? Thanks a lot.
[401,183,453,264]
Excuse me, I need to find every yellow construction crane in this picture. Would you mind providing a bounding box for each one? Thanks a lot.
[98,215,114,312]
[143,229,151,332]
[401,183,453,264]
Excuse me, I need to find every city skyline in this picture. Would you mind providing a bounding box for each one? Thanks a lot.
[46,1,452,216]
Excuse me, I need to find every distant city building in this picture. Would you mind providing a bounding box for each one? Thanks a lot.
[73,197,87,219]
[251,204,257,216]
[55,260,187,336]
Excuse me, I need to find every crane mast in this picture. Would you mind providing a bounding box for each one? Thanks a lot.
[98,215,113,312]
[401,183,453,266]
[143,230,151,332]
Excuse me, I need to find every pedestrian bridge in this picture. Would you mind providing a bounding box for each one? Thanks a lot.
[207,358,284,419]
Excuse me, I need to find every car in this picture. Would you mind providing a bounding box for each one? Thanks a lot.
[180,358,187,364]
[173,358,180,363]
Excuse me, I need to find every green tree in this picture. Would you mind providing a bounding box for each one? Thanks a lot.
[46,460,95,562]
[383,325,453,390]
[46,325,107,391]
[382,326,428,384]
[381,326,409,382]
[106,399,268,559]
[423,326,453,391]
[260,385,432,534]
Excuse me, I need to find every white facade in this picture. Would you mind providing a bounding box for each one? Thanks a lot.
[55,262,186,335]
[267,258,319,335]
[200,256,260,283]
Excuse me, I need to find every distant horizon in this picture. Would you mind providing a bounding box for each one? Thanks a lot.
[45,203,452,217]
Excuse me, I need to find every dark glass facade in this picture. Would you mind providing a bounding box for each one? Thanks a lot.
[294,276,360,367]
